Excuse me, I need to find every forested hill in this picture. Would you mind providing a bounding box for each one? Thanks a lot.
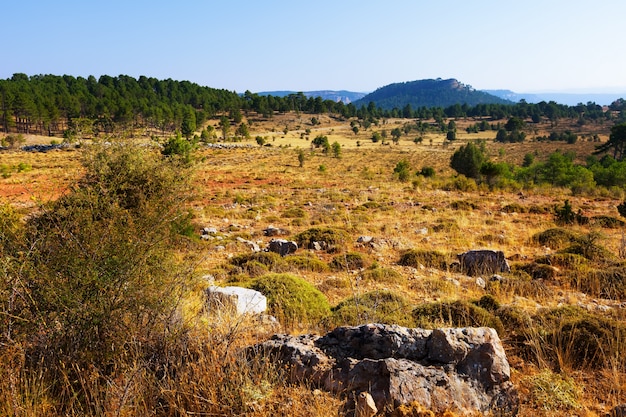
[0,74,360,137]
[0,74,243,137]
[354,78,512,110]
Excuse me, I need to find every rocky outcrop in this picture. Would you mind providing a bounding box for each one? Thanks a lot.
[456,250,511,276]
[250,324,518,416]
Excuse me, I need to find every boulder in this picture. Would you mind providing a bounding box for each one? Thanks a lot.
[250,324,518,416]
[457,250,511,276]
[267,239,298,256]
[206,286,267,315]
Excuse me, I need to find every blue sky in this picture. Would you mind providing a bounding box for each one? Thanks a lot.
[2,0,625,94]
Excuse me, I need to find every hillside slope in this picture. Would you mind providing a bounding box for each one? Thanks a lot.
[354,78,512,109]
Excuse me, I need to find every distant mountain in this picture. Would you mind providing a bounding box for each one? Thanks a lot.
[256,90,367,104]
[353,78,512,110]
[484,89,626,106]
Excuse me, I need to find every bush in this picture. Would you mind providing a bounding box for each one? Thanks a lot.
[2,142,194,410]
[330,291,414,327]
[282,206,307,219]
[293,227,348,251]
[419,166,436,178]
[230,251,287,272]
[284,255,329,273]
[398,249,450,270]
[523,369,581,411]
[450,142,486,179]
[412,300,504,335]
[591,215,625,228]
[361,264,405,284]
[330,252,368,271]
[247,273,331,328]
[531,228,579,250]
[393,159,411,182]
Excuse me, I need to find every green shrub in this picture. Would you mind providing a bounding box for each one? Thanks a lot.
[293,227,348,251]
[534,253,588,269]
[284,255,329,272]
[330,290,414,327]
[282,206,307,219]
[531,228,579,249]
[3,142,194,409]
[514,262,559,280]
[361,265,405,284]
[473,294,500,312]
[531,305,626,369]
[591,215,625,229]
[230,251,287,272]
[450,199,478,210]
[523,369,581,411]
[398,249,449,270]
[501,203,528,214]
[330,252,368,271]
[247,273,331,328]
[419,166,436,178]
[559,241,615,262]
[412,300,504,335]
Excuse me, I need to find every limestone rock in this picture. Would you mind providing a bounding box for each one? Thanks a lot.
[206,286,267,315]
[251,323,518,416]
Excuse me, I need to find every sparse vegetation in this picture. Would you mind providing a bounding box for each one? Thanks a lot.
[2,103,626,416]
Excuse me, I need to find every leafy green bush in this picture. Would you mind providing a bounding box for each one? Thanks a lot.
[398,249,450,270]
[412,300,504,335]
[330,290,414,327]
[247,273,331,328]
[330,252,369,271]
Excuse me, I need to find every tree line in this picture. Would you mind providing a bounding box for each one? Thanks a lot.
[1,73,624,139]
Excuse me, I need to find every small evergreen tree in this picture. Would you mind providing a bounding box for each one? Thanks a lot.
[450,142,485,179]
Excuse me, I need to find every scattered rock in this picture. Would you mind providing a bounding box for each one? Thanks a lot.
[206,286,267,315]
[251,324,518,416]
[235,236,261,252]
[490,274,504,283]
[267,239,298,256]
[357,236,373,244]
[263,225,290,237]
[457,250,511,276]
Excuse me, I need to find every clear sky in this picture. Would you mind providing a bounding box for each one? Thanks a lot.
[2,0,625,94]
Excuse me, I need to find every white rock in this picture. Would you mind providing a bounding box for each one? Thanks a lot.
[206,286,267,315]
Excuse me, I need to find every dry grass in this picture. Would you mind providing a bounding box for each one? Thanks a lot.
[1,113,624,416]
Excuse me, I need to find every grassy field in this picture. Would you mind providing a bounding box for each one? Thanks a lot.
[1,113,625,416]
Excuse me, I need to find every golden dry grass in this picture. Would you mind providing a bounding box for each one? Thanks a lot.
[1,113,624,416]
